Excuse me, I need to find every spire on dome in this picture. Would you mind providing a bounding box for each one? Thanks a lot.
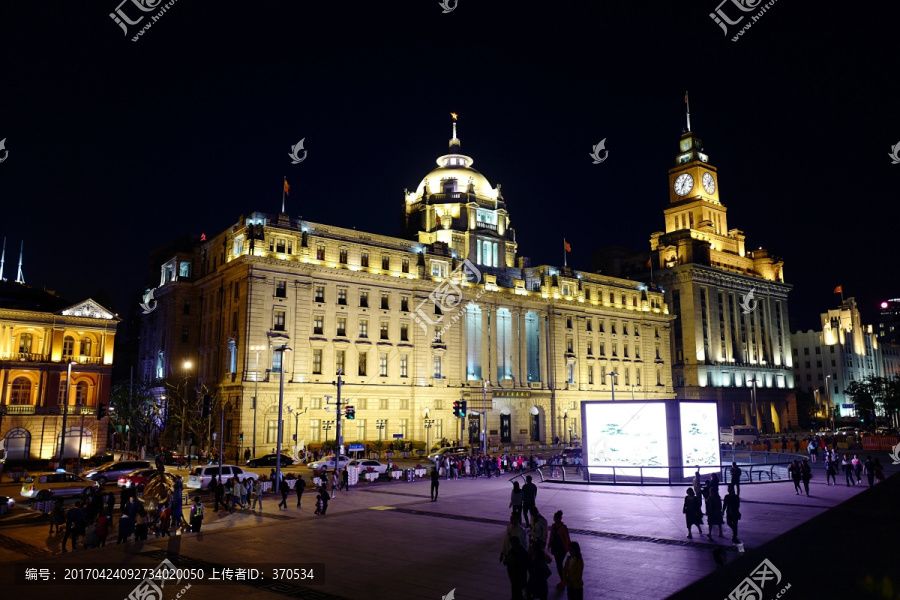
[450,112,460,148]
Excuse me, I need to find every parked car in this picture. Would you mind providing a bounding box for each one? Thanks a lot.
[427,447,470,462]
[86,453,116,466]
[876,427,898,435]
[20,472,99,500]
[560,447,583,460]
[246,453,294,468]
[186,465,259,490]
[117,468,160,489]
[307,455,352,471]
[349,459,388,474]
[83,460,152,485]
[0,496,15,514]
[836,427,859,437]
[158,451,187,465]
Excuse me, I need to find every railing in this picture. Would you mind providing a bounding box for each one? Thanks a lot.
[0,352,46,362]
[3,404,36,415]
[475,221,497,231]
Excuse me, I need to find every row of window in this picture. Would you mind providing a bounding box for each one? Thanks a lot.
[565,317,662,338]
[312,316,413,341]
[312,286,413,310]
[566,338,664,360]
[559,285,652,309]
[7,377,91,405]
[273,418,423,444]
[319,245,412,272]
[565,364,664,386]
[16,334,95,357]
[310,349,426,378]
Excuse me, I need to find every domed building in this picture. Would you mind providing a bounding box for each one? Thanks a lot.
[138,117,676,462]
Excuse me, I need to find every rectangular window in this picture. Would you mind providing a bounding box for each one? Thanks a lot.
[183,299,191,315]
[232,311,238,332]
[315,286,325,302]
[356,398,367,410]
[434,326,443,343]
[566,338,573,353]
[361,252,369,267]
[360,291,369,308]
[401,297,410,312]
[398,419,408,439]
[359,319,368,338]
[380,398,389,410]
[588,366,594,384]
[309,419,321,443]
[316,245,325,260]
[431,261,448,277]
[358,352,367,376]
[312,349,322,374]
[379,353,388,377]
[587,341,593,356]
[381,293,390,310]
[566,363,575,384]
[272,350,282,373]
[181,326,189,344]
[382,255,390,270]
[339,248,348,264]
[275,280,287,298]
[267,420,280,444]
[337,317,347,337]
[585,288,591,300]
[313,314,324,335]
[586,319,592,332]
[287,240,293,254]
[600,342,605,356]
[273,310,286,331]
[400,398,410,410]
[400,354,408,378]
[566,317,573,329]
[636,370,641,386]
[401,258,409,273]
[311,397,322,410]
[336,350,345,374]
[380,320,390,340]
[400,323,409,341]
[433,355,442,378]
[338,289,347,305]
[276,239,286,253]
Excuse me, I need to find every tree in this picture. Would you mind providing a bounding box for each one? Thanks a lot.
[845,379,876,416]
[109,381,163,451]
[793,388,817,428]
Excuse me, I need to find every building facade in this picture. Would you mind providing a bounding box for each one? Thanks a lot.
[0,281,118,460]
[876,297,900,345]
[139,125,676,460]
[595,127,795,432]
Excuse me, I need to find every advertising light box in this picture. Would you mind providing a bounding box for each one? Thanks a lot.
[584,402,668,478]
[679,402,720,478]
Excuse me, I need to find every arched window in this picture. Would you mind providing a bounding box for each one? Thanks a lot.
[63,336,75,358]
[81,337,92,357]
[3,427,32,460]
[18,333,33,354]
[10,377,31,404]
[75,381,89,406]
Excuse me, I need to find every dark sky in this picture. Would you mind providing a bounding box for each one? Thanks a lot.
[1,1,897,331]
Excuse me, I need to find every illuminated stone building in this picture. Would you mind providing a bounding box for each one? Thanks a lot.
[139,122,676,460]
[595,123,795,432]
[0,281,118,460]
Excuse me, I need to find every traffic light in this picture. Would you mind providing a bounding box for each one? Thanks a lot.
[345,405,355,420]
[453,401,461,418]
[460,401,467,418]
[239,431,244,441]
[201,394,211,418]
[97,403,107,419]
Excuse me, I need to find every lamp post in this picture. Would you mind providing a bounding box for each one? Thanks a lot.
[631,384,636,401]
[249,344,266,459]
[607,371,618,402]
[274,345,292,492]
[376,419,386,443]
[322,420,334,448]
[425,409,435,454]
[814,389,820,429]
[482,380,490,457]
[181,360,192,460]
[750,377,759,431]
[563,409,568,446]
[825,374,833,432]
[58,361,77,465]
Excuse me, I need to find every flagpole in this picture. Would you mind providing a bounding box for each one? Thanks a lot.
[563,239,567,268]
[282,176,286,213]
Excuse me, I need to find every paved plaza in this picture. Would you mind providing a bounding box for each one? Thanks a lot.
[0,452,897,600]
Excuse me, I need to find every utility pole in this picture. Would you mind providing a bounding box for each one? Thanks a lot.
[59,361,76,466]
[274,344,292,492]
[333,370,344,455]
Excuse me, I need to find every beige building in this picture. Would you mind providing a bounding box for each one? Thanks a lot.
[0,281,118,460]
[140,125,676,460]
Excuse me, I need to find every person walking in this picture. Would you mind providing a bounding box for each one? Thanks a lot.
[134,504,149,541]
[529,507,549,554]
[500,513,529,600]
[705,486,724,538]
[800,459,812,497]
[548,510,571,590]
[729,462,742,496]
[430,467,440,502]
[157,504,170,537]
[318,485,330,515]
[331,470,340,498]
[562,541,584,600]
[841,454,854,487]
[683,488,704,539]
[864,455,876,487]
[825,454,837,486]
[510,481,524,526]
[278,478,289,509]
[213,477,224,511]
[522,475,538,528]
[240,476,249,507]
[873,458,885,484]
[49,499,65,535]
[340,468,350,492]
[723,483,741,543]
[789,460,802,494]
[251,477,264,511]
[116,511,134,544]
[173,475,188,531]
[61,500,86,552]
[526,541,552,600]
[96,510,110,546]
[852,454,862,485]
[188,496,204,532]
[295,476,306,508]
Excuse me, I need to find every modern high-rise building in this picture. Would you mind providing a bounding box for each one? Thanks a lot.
[595,122,795,432]
[0,281,118,460]
[876,298,900,345]
[139,122,676,461]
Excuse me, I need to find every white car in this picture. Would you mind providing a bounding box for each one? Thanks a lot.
[349,459,388,474]
[186,465,259,490]
[307,455,352,471]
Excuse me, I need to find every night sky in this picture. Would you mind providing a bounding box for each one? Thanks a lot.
[1,1,897,332]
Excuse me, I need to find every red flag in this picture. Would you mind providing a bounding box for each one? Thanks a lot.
[684,91,688,103]
[833,285,842,294]
[564,239,572,253]
[284,178,290,195]
[645,258,652,268]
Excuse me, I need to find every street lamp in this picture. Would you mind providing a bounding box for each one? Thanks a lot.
[750,377,759,431]
[563,409,568,446]
[376,419,387,443]
[631,384,636,401]
[274,345,292,491]
[58,361,78,465]
[249,344,267,459]
[424,409,435,454]
[322,420,334,448]
[607,372,618,402]
[181,360,192,460]
[825,374,834,431]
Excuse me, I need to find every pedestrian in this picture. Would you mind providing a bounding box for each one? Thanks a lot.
[841,454,854,486]
[562,541,584,600]
[705,486,724,538]
[82,518,100,549]
[723,483,741,543]
[331,470,340,497]
[134,503,149,541]
[526,541,552,600]
[96,510,110,546]
[61,500,86,552]
[232,478,245,512]
[800,459,811,497]
[252,477,264,511]
[157,504,170,537]
[240,476,249,507]
[852,454,862,484]
[683,488,704,539]
[116,512,134,544]
[825,454,837,486]
[318,485,329,515]
[214,477,224,511]
[341,468,350,492]
[430,467,440,502]
[500,514,529,600]
[49,499,65,534]
[106,492,115,518]
[548,510,571,590]
[864,455,876,487]
[691,470,701,498]
[529,507,549,554]
[173,475,188,530]
[278,478,289,509]
[781,436,787,453]
[510,481,524,525]
[873,458,885,483]
[789,460,802,494]
[295,476,306,507]
[729,462,742,496]
[189,496,204,532]
[522,475,538,528]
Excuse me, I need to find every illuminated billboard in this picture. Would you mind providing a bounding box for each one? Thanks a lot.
[678,402,720,477]
[583,402,669,477]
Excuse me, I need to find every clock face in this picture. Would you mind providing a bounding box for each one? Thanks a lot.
[680,139,691,152]
[702,172,715,194]
[674,173,694,196]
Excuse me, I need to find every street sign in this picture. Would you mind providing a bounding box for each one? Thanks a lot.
[349,443,364,452]
[842,404,856,409]
[392,434,403,439]
[212,433,217,440]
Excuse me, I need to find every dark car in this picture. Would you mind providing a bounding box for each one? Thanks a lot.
[86,453,116,466]
[246,453,294,468]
